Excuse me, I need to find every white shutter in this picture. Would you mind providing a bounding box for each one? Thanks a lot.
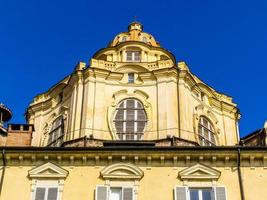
[35,187,46,200]
[47,187,58,200]
[174,187,188,200]
[96,186,109,200]
[122,187,134,200]
[213,187,227,200]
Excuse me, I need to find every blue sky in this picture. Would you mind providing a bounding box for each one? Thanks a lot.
[0,0,266,137]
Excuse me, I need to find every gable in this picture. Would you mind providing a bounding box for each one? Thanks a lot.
[28,162,69,179]
[100,163,144,180]
[179,163,221,181]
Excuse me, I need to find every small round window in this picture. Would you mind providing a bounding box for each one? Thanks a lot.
[113,99,147,140]
[198,116,216,146]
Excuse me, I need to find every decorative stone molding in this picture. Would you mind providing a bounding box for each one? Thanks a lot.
[193,103,220,145]
[100,163,144,180]
[28,162,68,200]
[107,89,152,140]
[179,163,221,182]
[28,162,69,179]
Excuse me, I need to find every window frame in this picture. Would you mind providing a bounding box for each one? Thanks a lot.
[113,99,147,141]
[126,51,141,62]
[128,73,135,83]
[198,116,216,146]
[174,186,227,200]
[32,181,59,200]
[121,36,127,42]
[189,187,212,200]
[47,116,64,147]
[96,185,135,200]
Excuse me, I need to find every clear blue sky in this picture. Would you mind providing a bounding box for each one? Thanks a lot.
[0,0,266,137]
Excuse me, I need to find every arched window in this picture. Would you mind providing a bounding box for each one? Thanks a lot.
[142,37,147,43]
[47,116,64,147]
[113,99,147,140]
[121,36,127,42]
[198,116,216,146]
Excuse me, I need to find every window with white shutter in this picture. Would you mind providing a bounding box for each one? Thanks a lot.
[213,187,226,200]
[174,186,226,200]
[34,187,58,200]
[96,186,134,200]
[114,99,147,140]
[122,187,134,200]
[96,186,109,200]
[175,187,188,200]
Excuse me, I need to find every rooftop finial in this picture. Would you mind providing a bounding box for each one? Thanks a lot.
[128,21,143,32]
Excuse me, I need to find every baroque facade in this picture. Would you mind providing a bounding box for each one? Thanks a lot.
[0,22,266,200]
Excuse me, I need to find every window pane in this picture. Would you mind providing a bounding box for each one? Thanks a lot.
[126,110,135,121]
[126,52,132,61]
[137,110,146,121]
[202,189,212,200]
[35,187,46,200]
[134,52,140,61]
[115,110,124,121]
[126,122,135,133]
[189,189,199,200]
[115,122,124,133]
[47,188,58,200]
[137,122,146,133]
[127,100,135,108]
[110,188,122,200]
[128,73,134,83]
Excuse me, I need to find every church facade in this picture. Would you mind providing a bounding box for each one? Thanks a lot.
[0,22,266,200]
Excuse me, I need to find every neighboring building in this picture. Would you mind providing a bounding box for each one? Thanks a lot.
[0,22,266,200]
[0,103,33,146]
[240,121,267,146]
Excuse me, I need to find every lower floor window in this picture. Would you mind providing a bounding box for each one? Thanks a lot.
[175,186,226,200]
[189,188,212,200]
[34,187,58,200]
[96,186,134,200]
[110,188,122,200]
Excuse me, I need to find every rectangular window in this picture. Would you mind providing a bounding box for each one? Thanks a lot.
[96,186,134,200]
[175,186,226,200]
[128,73,134,83]
[189,188,212,200]
[34,187,58,200]
[126,51,141,62]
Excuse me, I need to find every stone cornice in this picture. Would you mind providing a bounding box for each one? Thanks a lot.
[92,41,176,64]
[1,147,267,168]
[90,58,175,72]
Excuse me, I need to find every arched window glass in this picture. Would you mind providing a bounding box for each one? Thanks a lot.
[142,37,147,43]
[198,116,216,146]
[121,36,127,42]
[47,116,64,147]
[113,99,147,140]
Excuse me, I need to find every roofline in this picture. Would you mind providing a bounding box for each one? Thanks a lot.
[240,128,265,140]
[0,146,267,152]
[92,41,177,64]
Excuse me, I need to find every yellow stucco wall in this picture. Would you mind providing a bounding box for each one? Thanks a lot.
[2,165,265,200]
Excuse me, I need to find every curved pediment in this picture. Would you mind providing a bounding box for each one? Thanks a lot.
[179,163,221,181]
[115,65,150,73]
[28,162,68,179]
[100,163,144,180]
